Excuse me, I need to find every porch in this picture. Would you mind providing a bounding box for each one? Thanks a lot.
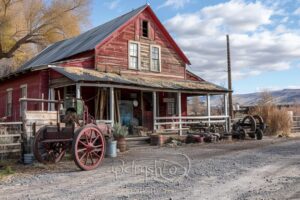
[48,66,230,137]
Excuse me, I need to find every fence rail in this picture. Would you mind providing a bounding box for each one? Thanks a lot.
[292,116,300,133]
[154,115,229,134]
[0,122,22,157]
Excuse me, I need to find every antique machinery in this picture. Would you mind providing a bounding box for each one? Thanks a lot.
[232,115,266,140]
[33,98,110,171]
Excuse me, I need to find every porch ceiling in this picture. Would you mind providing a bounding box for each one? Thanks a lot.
[50,66,228,93]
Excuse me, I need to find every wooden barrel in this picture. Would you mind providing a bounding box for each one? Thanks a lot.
[150,135,165,146]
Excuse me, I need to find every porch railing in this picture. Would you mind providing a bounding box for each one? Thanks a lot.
[0,122,23,159]
[154,115,230,134]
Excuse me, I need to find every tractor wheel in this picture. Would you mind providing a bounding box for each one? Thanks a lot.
[242,115,257,132]
[33,126,66,164]
[239,129,246,140]
[253,115,266,132]
[256,129,263,140]
[72,125,106,171]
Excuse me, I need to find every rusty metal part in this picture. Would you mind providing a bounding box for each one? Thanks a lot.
[32,98,110,171]
[33,126,67,164]
[72,125,106,171]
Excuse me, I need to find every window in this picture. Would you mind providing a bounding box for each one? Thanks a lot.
[151,46,161,71]
[6,89,12,117]
[167,102,175,115]
[129,42,140,69]
[142,20,149,38]
[20,85,27,116]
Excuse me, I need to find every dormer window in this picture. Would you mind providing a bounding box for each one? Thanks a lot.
[142,20,149,38]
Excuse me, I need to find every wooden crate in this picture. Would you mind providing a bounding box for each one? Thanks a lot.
[23,111,58,139]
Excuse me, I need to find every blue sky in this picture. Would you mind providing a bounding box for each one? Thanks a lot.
[89,0,300,94]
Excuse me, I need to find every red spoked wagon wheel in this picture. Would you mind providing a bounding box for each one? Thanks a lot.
[72,125,106,171]
[33,126,66,164]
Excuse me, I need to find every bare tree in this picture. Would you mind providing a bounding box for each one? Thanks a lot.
[0,0,90,69]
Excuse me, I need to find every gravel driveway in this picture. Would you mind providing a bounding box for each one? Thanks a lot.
[0,137,299,200]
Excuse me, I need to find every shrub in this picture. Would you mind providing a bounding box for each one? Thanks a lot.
[250,92,292,136]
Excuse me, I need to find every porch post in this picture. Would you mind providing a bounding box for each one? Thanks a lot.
[177,92,182,135]
[207,94,211,126]
[224,93,229,132]
[48,88,55,111]
[76,84,81,98]
[110,87,114,127]
[153,91,157,132]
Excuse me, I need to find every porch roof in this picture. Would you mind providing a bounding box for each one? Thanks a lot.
[51,66,228,93]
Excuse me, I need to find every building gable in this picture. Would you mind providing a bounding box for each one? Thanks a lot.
[95,6,189,79]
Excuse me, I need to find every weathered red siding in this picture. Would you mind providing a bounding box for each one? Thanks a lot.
[58,51,94,68]
[186,71,204,82]
[95,9,186,80]
[0,70,49,121]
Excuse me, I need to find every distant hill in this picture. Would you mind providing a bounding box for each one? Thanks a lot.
[233,89,300,106]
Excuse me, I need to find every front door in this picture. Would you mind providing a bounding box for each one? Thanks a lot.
[142,92,153,131]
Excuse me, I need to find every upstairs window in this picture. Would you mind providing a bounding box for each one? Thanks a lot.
[6,89,12,117]
[142,20,149,38]
[151,45,161,72]
[129,42,140,69]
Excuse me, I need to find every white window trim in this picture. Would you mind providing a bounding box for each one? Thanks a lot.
[150,44,161,72]
[20,84,28,117]
[128,40,141,70]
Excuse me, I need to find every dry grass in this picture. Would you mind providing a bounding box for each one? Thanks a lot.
[250,92,292,136]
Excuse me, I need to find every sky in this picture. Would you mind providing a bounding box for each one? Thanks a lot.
[89,0,300,94]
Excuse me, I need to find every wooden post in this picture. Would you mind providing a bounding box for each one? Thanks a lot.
[207,94,211,126]
[48,88,55,111]
[41,93,44,111]
[76,84,81,99]
[224,93,229,132]
[153,91,157,132]
[110,87,114,127]
[226,35,234,119]
[177,92,182,135]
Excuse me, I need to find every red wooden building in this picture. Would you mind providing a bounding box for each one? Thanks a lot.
[0,5,229,135]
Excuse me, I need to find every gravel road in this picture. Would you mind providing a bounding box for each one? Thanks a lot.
[0,137,299,200]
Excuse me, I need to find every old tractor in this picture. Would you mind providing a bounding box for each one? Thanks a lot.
[33,98,110,171]
[232,115,266,140]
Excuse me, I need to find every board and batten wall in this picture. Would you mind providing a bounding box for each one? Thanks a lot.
[95,9,186,80]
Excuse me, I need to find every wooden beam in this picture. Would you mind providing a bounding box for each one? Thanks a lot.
[110,87,114,127]
[77,83,227,95]
[224,93,229,132]
[207,94,211,126]
[76,84,81,98]
[153,91,157,132]
[178,92,182,135]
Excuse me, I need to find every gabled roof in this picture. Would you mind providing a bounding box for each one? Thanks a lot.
[20,5,147,71]
[20,4,190,71]
[50,66,227,93]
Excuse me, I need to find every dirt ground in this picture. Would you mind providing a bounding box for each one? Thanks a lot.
[0,137,300,200]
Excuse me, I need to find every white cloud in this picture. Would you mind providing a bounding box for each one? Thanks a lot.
[165,0,300,85]
[158,0,190,9]
[106,0,120,10]
[293,7,300,15]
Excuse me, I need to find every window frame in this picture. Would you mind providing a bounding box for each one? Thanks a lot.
[128,41,141,70]
[6,88,13,117]
[142,20,149,38]
[20,84,28,117]
[150,45,161,72]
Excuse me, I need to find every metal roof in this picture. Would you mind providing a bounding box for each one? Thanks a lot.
[19,5,148,71]
[51,66,228,93]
